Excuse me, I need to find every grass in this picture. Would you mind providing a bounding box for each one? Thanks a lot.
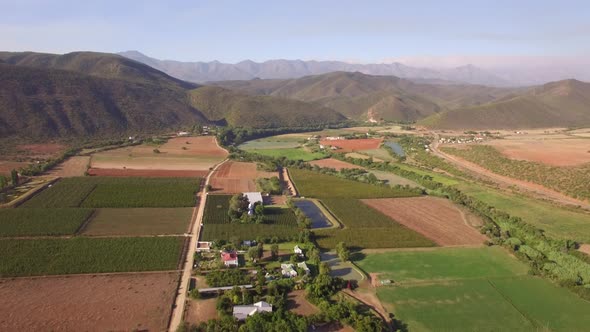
[357,247,590,332]
[247,148,327,161]
[394,162,459,186]
[314,228,435,250]
[361,148,396,162]
[369,170,422,188]
[0,237,185,277]
[457,183,590,243]
[290,169,421,199]
[201,195,300,242]
[22,177,201,208]
[0,208,93,237]
[82,208,193,236]
[239,140,302,150]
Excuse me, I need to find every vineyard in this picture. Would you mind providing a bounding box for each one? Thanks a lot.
[0,237,185,277]
[443,145,590,200]
[316,197,435,249]
[289,169,421,199]
[82,208,193,236]
[21,177,201,208]
[201,195,300,241]
[0,208,93,237]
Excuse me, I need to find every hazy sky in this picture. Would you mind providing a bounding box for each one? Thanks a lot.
[1,0,590,63]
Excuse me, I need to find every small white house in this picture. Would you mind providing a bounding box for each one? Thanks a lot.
[294,245,304,257]
[233,301,273,320]
[297,262,311,275]
[281,263,298,278]
[177,131,190,137]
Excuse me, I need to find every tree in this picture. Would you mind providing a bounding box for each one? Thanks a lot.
[271,244,279,260]
[247,247,260,262]
[228,194,249,220]
[216,295,233,315]
[10,169,18,186]
[336,242,350,262]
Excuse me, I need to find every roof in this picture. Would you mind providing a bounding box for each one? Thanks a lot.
[199,285,253,293]
[221,251,238,262]
[233,301,272,320]
[297,262,310,271]
[243,192,263,204]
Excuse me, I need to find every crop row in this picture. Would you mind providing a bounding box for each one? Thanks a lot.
[320,198,398,228]
[21,177,201,208]
[314,227,435,250]
[200,223,300,243]
[290,169,420,199]
[0,237,185,277]
[0,208,94,237]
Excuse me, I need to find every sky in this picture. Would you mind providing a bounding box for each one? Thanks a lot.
[1,0,590,64]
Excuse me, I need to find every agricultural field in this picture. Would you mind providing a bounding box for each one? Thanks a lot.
[47,156,90,177]
[394,162,460,186]
[362,197,486,246]
[209,161,276,193]
[315,198,435,249]
[358,148,394,162]
[247,148,327,161]
[0,237,185,277]
[87,168,208,177]
[484,137,590,167]
[201,195,300,242]
[290,169,421,199]
[369,170,421,187]
[0,272,179,332]
[22,177,200,208]
[356,247,590,332]
[319,138,383,152]
[90,136,227,172]
[82,208,193,236]
[457,183,590,243]
[443,144,590,200]
[309,158,362,170]
[0,208,93,237]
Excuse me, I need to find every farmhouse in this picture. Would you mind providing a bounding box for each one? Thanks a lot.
[233,301,273,321]
[294,245,304,257]
[281,263,297,278]
[297,262,310,275]
[196,241,212,252]
[221,250,239,267]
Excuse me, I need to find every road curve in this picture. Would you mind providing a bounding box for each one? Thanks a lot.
[168,159,228,332]
[429,132,590,211]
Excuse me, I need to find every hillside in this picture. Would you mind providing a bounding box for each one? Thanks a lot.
[212,72,514,122]
[188,86,345,128]
[421,79,590,129]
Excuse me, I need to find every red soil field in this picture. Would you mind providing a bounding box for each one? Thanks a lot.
[160,136,228,157]
[362,197,486,246]
[210,161,276,193]
[47,156,90,177]
[486,139,590,166]
[87,168,208,177]
[309,158,363,170]
[0,272,180,332]
[319,138,383,152]
[0,161,28,175]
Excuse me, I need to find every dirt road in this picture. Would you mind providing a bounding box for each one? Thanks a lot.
[430,132,590,211]
[168,159,228,332]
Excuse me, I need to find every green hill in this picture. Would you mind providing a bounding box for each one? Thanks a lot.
[421,79,590,129]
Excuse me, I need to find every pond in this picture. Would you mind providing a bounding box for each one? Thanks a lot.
[384,141,405,157]
[293,200,333,229]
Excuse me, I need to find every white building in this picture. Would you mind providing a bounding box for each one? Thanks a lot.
[281,263,298,278]
[297,262,311,275]
[243,192,263,205]
[294,245,304,257]
[233,301,273,320]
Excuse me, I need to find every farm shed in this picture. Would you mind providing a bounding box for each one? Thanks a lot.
[243,192,263,205]
[198,285,253,294]
[233,301,273,320]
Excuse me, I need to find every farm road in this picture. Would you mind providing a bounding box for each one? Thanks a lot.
[168,159,228,332]
[430,132,590,211]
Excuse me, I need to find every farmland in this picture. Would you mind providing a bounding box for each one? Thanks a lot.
[22,177,201,208]
[209,161,276,193]
[0,272,179,331]
[319,138,383,152]
[0,237,185,277]
[457,182,590,243]
[485,137,590,166]
[90,136,227,172]
[201,195,300,241]
[82,208,193,236]
[443,144,590,200]
[290,169,421,198]
[357,247,590,331]
[309,158,362,170]
[361,197,486,246]
[247,148,327,161]
[0,208,93,237]
[47,156,90,177]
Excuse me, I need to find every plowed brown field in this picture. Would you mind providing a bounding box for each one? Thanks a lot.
[362,197,486,246]
[210,161,276,193]
[87,168,208,177]
[486,138,590,166]
[0,272,179,332]
[319,138,383,152]
[47,156,90,177]
[309,158,363,170]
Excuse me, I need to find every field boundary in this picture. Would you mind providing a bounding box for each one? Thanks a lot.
[0,269,183,280]
[1,177,60,208]
[486,279,539,329]
[75,209,97,235]
[313,199,344,229]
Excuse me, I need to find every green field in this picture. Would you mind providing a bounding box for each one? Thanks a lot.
[0,237,185,277]
[356,247,590,332]
[370,170,422,188]
[239,140,302,150]
[22,177,201,208]
[394,162,459,186]
[248,148,326,161]
[290,169,421,199]
[0,208,93,237]
[361,148,397,162]
[457,183,590,243]
[82,208,193,236]
[201,195,300,242]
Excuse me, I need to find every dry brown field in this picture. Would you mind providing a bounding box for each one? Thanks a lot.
[319,138,383,152]
[185,298,218,326]
[485,138,590,166]
[17,143,65,155]
[309,158,363,170]
[209,161,276,193]
[87,168,208,177]
[286,290,320,316]
[0,272,179,332]
[580,244,590,255]
[0,161,28,175]
[361,197,486,246]
[47,156,90,177]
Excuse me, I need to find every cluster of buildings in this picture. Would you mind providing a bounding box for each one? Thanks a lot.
[438,136,485,145]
